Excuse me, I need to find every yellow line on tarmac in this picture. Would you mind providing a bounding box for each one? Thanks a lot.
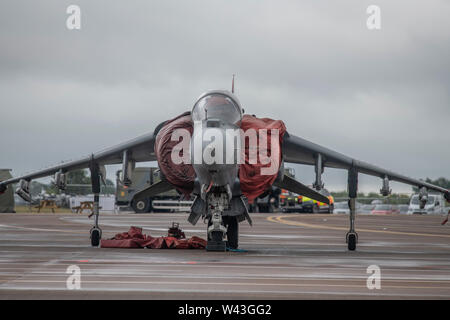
[0,224,86,235]
[266,215,450,238]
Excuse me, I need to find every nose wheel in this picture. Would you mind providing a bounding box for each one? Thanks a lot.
[206,211,228,252]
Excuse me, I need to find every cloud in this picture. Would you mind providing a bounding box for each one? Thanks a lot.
[0,0,449,193]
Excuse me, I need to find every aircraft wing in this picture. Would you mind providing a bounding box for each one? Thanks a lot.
[274,174,330,204]
[0,131,157,188]
[282,132,450,197]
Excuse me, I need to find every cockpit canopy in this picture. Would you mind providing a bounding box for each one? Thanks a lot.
[192,91,243,125]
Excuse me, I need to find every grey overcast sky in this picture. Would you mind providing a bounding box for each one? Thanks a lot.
[0,1,449,193]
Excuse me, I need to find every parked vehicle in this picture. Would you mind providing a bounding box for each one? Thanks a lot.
[397,204,409,214]
[253,167,296,213]
[0,169,14,213]
[333,201,362,214]
[299,188,334,213]
[279,188,301,212]
[252,186,281,213]
[371,204,397,215]
[116,167,187,213]
[333,201,349,214]
[360,204,375,214]
[407,194,446,215]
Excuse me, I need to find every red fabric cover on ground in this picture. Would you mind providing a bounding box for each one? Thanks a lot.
[100,226,207,249]
[155,113,286,203]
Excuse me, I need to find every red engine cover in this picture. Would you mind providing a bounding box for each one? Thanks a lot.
[154,113,286,203]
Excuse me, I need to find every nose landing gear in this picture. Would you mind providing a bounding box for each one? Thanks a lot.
[205,192,241,252]
[206,215,239,251]
[206,210,227,252]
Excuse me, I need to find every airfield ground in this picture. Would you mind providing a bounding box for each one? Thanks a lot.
[0,211,449,299]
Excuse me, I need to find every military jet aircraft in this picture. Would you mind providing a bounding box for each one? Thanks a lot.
[0,89,448,251]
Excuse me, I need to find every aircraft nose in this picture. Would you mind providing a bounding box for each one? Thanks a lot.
[191,123,241,187]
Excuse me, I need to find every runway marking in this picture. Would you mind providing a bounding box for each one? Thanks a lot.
[1,279,450,291]
[0,224,86,235]
[1,286,449,298]
[267,215,450,239]
[1,272,450,283]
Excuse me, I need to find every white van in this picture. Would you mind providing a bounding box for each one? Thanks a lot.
[407,194,446,215]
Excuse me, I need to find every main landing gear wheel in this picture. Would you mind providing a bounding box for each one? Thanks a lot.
[90,227,102,247]
[346,232,358,251]
[224,216,239,249]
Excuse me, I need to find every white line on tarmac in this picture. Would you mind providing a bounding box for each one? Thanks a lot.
[0,286,448,298]
[1,279,450,292]
[1,272,450,282]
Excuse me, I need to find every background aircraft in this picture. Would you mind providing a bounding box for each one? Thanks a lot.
[0,90,448,251]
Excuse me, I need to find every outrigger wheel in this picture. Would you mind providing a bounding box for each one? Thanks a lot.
[90,227,102,247]
[346,232,358,251]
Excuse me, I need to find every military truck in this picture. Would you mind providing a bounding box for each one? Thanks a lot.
[0,169,15,213]
[116,167,190,213]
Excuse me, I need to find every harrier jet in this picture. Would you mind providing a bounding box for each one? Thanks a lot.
[1,89,448,251]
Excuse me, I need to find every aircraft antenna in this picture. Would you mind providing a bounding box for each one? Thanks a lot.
[232,74,235,94]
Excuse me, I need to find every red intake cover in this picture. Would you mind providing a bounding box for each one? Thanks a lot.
[154,113,286,203]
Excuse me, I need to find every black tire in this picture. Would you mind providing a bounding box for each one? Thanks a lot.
[348,234,357,251]
[91,229,101,247]
[211,231,223,242]
[224,216,239,249]
[132,198,151,213]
